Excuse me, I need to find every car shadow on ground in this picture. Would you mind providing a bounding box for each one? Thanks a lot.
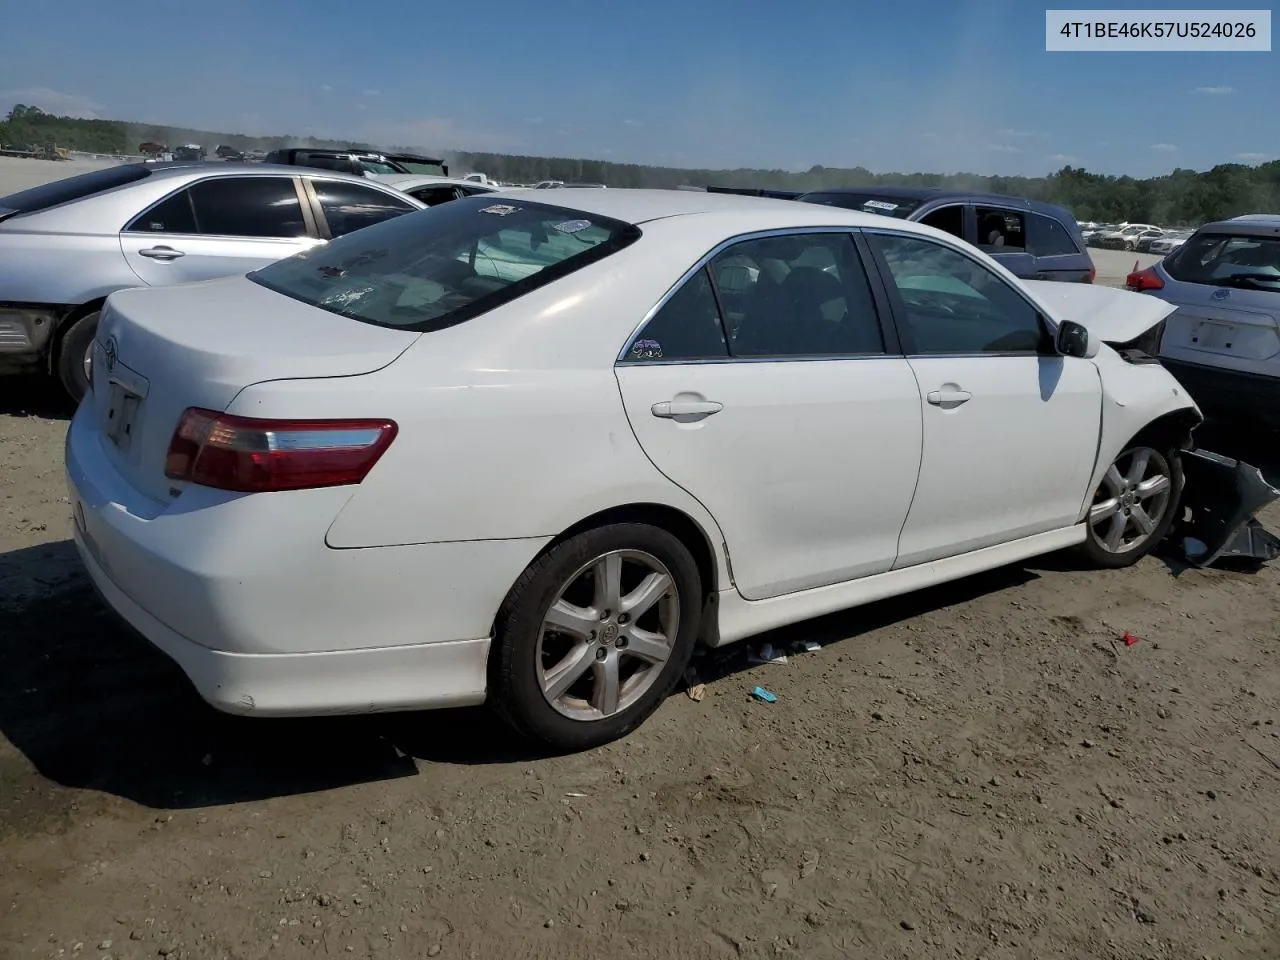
[0,375,75,420]
[0,541,1042,811]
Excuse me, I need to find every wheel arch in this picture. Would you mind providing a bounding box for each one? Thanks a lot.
[47,297,107,374]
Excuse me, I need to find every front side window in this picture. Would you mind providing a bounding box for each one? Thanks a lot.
[709,233,885,357]
[1027,213,1081,257]
[312,179,418,237]
[976,207,1026,252]
[409,186,462,207]
[249,195,640,332]
[869,233,1048,355]
[1166,232,1280,291]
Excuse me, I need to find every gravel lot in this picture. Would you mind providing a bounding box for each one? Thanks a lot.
[2,159,1277,960]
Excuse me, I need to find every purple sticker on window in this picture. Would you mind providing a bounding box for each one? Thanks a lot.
[631,338,663,360]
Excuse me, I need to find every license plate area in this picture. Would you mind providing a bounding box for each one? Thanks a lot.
[1187,318,1240,351]
[103,381,143,452]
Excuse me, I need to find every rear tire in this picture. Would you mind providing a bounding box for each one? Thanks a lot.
[489,523,702,752]
[1077,444,1182,569]
[55,309,99,405]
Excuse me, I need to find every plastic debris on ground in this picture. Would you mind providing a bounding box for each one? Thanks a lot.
[683,666,706,701]
[791,639,821,654]
[751,686,778,703]
[748,642,788,665]
[1122,631,1142,648]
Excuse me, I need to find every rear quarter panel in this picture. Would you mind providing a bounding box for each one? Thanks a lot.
[0,230,140,305]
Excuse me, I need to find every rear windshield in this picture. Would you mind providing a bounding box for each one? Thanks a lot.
[798,192,925,218]
[397,161,448,176]
[1165,232,1280,291]
[249,195,641,332]
[0,163,150,215]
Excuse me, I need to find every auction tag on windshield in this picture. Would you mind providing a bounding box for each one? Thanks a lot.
[863,200,899,212]
[553,219,592,233]
[479,204,520,216]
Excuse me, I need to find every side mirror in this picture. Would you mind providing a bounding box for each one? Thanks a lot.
[1056,319,1100,359]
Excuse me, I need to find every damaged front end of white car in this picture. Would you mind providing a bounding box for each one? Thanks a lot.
[1032,279,1280,568]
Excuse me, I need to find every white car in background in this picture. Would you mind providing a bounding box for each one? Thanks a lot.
[373,173,505,207]
[69,189,1215,750]
[1102,223,1161,251]
[1150,234,1189,256]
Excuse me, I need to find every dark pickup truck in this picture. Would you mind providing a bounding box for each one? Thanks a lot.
[262,149,449,178]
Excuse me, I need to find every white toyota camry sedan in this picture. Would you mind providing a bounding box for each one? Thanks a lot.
[66,189,1201,750]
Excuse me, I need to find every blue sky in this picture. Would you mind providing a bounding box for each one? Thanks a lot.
[0,0,1274,176]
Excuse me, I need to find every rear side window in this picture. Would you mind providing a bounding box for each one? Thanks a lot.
[625,268,728,361]
[0,164,151,214]
[1027,213,1081,257]
[976,207,1026,252]
[1166,233,1280,290]
[410,186,462,207]
[192,177,307,237]
[249,196,641,332]
[312,179,418,236]
[126,177,306,237]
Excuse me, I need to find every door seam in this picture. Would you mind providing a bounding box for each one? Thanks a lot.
[892,359,928,568]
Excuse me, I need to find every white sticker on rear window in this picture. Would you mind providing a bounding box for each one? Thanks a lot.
[553,219,592,234]
[479,204,519,216]
[863,200,899,212]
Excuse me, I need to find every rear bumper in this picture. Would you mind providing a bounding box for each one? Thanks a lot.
[64,402,550,716]
[75,529,492,716]
[1159,357,1280,427]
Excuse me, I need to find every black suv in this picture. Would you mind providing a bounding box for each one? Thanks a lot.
[262,149,448,178]
[797,187,1095,283]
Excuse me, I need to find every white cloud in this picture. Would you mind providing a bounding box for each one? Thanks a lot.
[1235,152,1274,163]
[0,86,102,119]
[623,119,642,127]
[356,103,368,111]
[1047,153,1077,164]
[1192,85,1235,95]
[321,84,333,92]
[362,89,381,97]
[986,143,1021,154]
[998,128,1048,138]
[1151,143,1178,152]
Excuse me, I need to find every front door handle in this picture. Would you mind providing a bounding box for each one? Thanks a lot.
[926,386,972,409]
[651,398,724,420]
[138,246,185,260]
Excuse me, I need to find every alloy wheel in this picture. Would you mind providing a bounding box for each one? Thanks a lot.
[537,549,679,721]
[1089,446,1173,553]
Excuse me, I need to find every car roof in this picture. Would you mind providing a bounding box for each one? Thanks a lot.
[1198,215,1280,236]
[480,186,935,228]
[797,185,1075,218]
[135,160,375,184]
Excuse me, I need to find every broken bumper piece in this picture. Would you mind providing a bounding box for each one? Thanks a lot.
[1169,449,1280,567]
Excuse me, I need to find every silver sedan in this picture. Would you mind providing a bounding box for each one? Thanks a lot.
[0,162,425,401]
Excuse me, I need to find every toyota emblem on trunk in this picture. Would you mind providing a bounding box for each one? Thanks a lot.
[103,336,118,371]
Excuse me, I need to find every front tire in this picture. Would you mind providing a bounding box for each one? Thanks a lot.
[1078,444,1181,568]
[55,309,100,404]
[490,523,702,751]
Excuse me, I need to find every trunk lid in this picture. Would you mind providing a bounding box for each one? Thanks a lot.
[89,274,420,503]
[1155,282,1280,367]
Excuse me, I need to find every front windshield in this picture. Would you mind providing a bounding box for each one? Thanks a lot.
[249,195,640,331]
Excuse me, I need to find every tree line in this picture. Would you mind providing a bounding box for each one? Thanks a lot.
[3,105,1277,226]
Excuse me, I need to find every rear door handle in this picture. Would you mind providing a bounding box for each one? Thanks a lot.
[138,246,185,260]
[651,399,724,420]
[926,387,972,409]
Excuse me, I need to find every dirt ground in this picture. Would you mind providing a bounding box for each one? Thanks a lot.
[2,373,1279,960]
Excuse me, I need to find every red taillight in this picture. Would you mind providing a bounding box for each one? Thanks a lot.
[1087,265,1096,283]
[164,408,398,493]
[1125,265,1164,292]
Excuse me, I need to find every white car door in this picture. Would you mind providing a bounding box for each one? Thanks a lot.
[863,230,1103,568]
[121,175,321,286]
[614,230,923,601]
